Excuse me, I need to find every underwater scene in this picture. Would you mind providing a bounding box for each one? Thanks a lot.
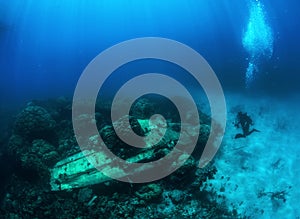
[0,0,300,218]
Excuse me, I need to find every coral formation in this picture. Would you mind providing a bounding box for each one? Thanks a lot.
[0,96,239,218]
[14,104,56,140]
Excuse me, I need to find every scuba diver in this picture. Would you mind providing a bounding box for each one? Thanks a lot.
[234,111,260,139]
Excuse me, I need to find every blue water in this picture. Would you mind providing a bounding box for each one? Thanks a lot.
[1,1,300,218]
[1,0,299,106]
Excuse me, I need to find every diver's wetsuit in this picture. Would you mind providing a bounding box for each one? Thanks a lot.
[234,112,260,139]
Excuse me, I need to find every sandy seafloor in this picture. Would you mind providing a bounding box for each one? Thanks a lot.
[0,90,299,218]
[205,92,300,218]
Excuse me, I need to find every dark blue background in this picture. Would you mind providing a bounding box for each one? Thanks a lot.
[0,0,299,106]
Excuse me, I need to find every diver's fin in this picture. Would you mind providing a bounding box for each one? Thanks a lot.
[248,129,260,136]
[235,133,245,139]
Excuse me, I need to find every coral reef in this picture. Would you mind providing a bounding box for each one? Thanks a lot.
[0,96,240,218]
[13,104,56,141]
